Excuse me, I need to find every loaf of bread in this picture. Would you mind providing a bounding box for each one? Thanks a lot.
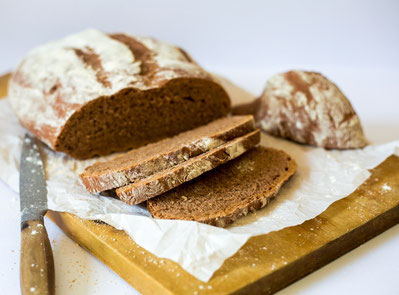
[80,115,255,193]
[9,29,231,159]
[147,147,297,227]
[234,70,367,149]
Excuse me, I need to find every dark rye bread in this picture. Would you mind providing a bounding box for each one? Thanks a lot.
[147,147,297,227]
[9,29,230,159]
[116,130,260,205]
[57,77,230,159]
[80,115,255,193]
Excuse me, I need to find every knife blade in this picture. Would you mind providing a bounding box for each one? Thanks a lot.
[19,134,55,295]
[20,134,48,223]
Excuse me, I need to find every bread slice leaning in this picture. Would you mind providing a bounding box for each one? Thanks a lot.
[147,146,297,227]
[116,129,260,205]
[80,115,255,193]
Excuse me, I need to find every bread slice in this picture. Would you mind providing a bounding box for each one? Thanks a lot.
[80,115,255,193]
[147,147,297,227]
[116,130,260,205]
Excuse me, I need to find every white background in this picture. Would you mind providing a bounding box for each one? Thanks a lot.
[0,1,398,294]
[1,0,399,73]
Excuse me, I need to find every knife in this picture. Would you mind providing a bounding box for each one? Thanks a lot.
[20,134,55,295]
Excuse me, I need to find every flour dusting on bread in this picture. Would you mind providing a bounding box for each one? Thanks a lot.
[257,70,367,149]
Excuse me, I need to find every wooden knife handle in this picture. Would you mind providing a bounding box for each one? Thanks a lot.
[20,219,55,295]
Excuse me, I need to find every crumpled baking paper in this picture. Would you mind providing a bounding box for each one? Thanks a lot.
[0,98,398,282]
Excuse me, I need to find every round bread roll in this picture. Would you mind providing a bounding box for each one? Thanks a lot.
[256,70,367,149]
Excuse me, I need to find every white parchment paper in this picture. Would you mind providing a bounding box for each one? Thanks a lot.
[0,98,398,282]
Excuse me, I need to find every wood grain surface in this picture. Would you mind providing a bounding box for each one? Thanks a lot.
[2,72,399,294]
[20,219,55,295]
[0,72,10,98]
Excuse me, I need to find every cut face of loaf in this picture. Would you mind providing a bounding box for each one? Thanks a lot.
[80,115,255,193]
[9,29,231,159]
[147,147,297,227]
[116,129,260,205]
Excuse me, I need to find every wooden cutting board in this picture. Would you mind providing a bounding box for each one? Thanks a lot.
[1,73,399,294]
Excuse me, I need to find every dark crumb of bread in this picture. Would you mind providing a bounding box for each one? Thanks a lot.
[55,77,231,159]
[147,146,297,227]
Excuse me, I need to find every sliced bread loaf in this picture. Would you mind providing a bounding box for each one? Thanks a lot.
[115,129,260,205]
[9,29,231,159]
[147,146,297,227]
[80,115,255,193]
